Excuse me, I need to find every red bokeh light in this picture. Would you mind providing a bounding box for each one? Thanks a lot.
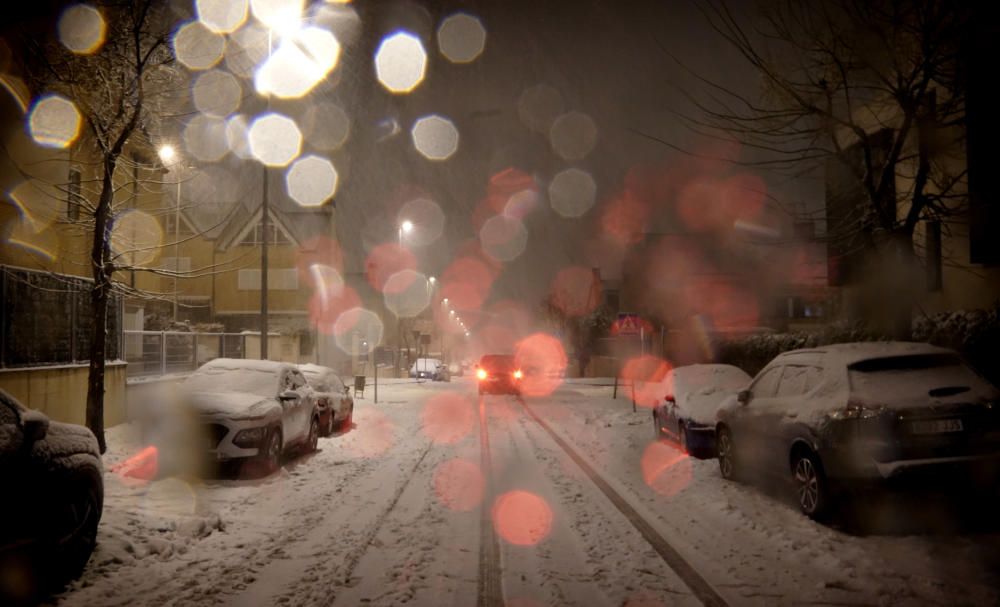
[296,236,343,284]
[476,323,517,355]
[515,333,567,398]
[433,459,484,512]
[112,445,158,481]
[440,255,495,312]
[681,280,759,331]
[421,393,475,444]
[640,440,692,498]
[549,266,601,318]
[492,490,554,546]
[365,243,416,293]
[346,409,395,458]
[600,191,649,247]
[620,355,673,408]
[676,173,766,233]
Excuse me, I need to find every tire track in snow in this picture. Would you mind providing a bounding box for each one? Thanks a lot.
[477,396,505,607]
[517,397,731,607]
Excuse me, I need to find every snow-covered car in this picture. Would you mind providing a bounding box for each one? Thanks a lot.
[477,354,522,395]
[299,363,354,436]
[410,358,449,381]
[715,342,1000,520]
[652,364,751,457]
[0,389,103,600]
[180,359,320,474]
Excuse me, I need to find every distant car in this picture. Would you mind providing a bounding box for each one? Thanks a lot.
[448,362,463,377]
[715,342,1000,520]
[652,364,751,457]
[299,363,354,436]
[0,389,103,600]
[180,359,319,474]
[410,358,450,381]
[477,354,522,395]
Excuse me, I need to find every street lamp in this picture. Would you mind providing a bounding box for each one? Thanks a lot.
[158,144,182,322]
[398,219,413,246]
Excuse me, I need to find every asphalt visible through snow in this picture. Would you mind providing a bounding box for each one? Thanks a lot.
[54,378,1000,607]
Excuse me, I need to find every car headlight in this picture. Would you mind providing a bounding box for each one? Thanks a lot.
[513,370,523,380]
[233,426,266,447]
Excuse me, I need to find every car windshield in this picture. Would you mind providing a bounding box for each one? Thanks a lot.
[183,366,278,399]
[849,355,997,404]
[480,355,516,371]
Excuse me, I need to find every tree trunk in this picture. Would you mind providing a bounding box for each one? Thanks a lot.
[887,231,916,341]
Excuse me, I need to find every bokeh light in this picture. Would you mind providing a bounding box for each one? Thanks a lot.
[492,491,553,546]
[197,0,249,34]
[58,4,106,54]
[248,112,302,167]
[285,154,338,207]
[225,114,253,158]
[549,266,601,318]
[308,267,361,336]
[549,111,597,161]
[503,189,539,220]
[111,210,163,266]
[641,441,692,498]
[299,100,350,151]
[677,173,767,232]
[345,408,394,458]
[514,333,567,398]
[397,197,445,247]
[620,355,672,409]
[173,21,225,71]
[225,23,268,78]
[255,26,341,98]
[440,255,495,313]
[480,214,527,262]
[437,13,486,64]
[518,84,563,134]
[600,191,649,247]
[183,113,229,162]
[549,168,596,218]
[250,0,304,32]
[375,31,427,93]
[421,393,475,444]
[192,69,242,117]
[28,95,81,149]
[365,243,416,293]
[433,459,483,512]
[384,269,430,318]
[411,115,459,161]
[333,307,384,355]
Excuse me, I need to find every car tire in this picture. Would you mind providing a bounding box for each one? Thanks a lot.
[307,417,319,453]
[261,427,282,474]
[325,411,336,437]
[653,411,663,439]
[792,449,831,521]
[339,404,353,431]
[53,461,103,584]
[717,426,737,481]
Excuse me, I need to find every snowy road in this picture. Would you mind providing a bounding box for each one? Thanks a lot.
[53,379,1000,606]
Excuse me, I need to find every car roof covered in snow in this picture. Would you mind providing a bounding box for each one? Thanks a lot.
[198,358,297,374]
[299,363,334,377]
[773,341,956,368]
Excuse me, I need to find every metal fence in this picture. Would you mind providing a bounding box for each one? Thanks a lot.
[123,330,248,378]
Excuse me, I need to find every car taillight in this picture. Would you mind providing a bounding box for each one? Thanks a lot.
[477,369,488,380]
[513,370,523,380]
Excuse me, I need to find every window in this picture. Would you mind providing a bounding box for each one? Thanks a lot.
[777,366,821,397]
[237,269,299,290]
[239,219,291,246]
[67,167,82,221]
[160,257,192,272]
[749,367,783,399]
[164,213,194,236]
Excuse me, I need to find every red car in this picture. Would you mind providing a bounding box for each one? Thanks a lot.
[476,354,522,396]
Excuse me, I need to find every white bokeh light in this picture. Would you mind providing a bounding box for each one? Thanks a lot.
[384,269,431,318]
[398,198,445,247]
[173,21,225,71]
[375,31,427,94]
[254,27,340,98]
[225,114,253,159]
[549,111,598,161]
[183,114,229,162]
[480,214,528,262]
[285,155,338,207]
[549,168,597,217]
[334,307,384,356]
[437,13,486,64]
[300,101,350,151]
[411,115,459,161]
[518,84,564,134]
[28,95,81,149]
[111,210,163,266]
[248,113,302,167]
[226,23,268,78]
[250,0,304,33]
[197,0,248,34]
[192,70,242,117]
[58,4,106,54]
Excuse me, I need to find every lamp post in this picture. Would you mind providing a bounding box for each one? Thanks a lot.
[158,145,181,322]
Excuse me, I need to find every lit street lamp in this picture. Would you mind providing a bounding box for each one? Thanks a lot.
[398,219,414,246]
[158,144,182,322]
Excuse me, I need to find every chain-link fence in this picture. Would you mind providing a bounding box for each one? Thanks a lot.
[123,331,248,378]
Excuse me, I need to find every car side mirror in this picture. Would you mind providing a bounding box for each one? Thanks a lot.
[22,411,49,443]
[278,390,299,403]
[737,390,751,405]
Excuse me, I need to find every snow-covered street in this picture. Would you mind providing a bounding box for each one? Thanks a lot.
[53,379,1000,606]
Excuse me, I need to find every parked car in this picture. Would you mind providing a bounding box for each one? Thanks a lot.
[448,362,463,377]
[410,358,450,381]
[715,342,1000,520]
[477,354,522,395]
[299,363,354,436]
[652,364,751,457]
[0,389,103,601]
[179,359,319,474]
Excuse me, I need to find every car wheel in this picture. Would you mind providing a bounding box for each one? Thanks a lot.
[325,411,336,437]
[652,412,662,439]
[54,462,103,583]
[792,449,830,521]
[262,427,282,473]
[307,417,319,453]
[340,404,353,430]
[717,426,737,480]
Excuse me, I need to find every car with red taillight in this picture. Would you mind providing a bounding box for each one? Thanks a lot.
[476,354,522,396]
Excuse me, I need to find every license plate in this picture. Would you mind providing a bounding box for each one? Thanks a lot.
[911,419,963,434]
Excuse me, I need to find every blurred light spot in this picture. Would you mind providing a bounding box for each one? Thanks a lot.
[375,31,427,94]
[309,274,360,335]
[503,189,539,220]
[183,113,229,162]
[298,237,344,282]
[440,254,495,313]
[384,269,430,318]
[255,27,341,98]
[28,95,80,149]
[198,0,248,33]
[315,3,361,47]
[733,219,780,239]
[285,154,338,207]
[226,23,268,78]
[517,84,563,134]
[111,210,163,266]
[250,0,304,32]
[437,13,486,64]
[173,21,225,71]
[365,243,416,293]
[421,393,474,444]
[411,115,459,161]
[549,168,596,218]
[58,4,106,54]
[620,355,672,409]
[641,441,691,498]
[345,408,394,458]
[333,307,383,355]
[549,266,601,318]
[0,74,30,114]
[397,197,445,247]
[492,491,553,546]
[600,192,649,246]
[110,446,158,481]
[479,214,527,262]
[193,69,242,117]
[549,111,597,161]
[300,100,350,151]
[515,333,567,397]
[225,114,253,158]
[248,112,302,166]
[433,459,483,512]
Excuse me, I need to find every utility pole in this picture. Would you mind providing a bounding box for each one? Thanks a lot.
[259,29,273,360]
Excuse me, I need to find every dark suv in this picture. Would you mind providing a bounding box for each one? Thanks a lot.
[476,354,522,395]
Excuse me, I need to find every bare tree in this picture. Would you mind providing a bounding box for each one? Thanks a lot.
[649,0,970,337]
